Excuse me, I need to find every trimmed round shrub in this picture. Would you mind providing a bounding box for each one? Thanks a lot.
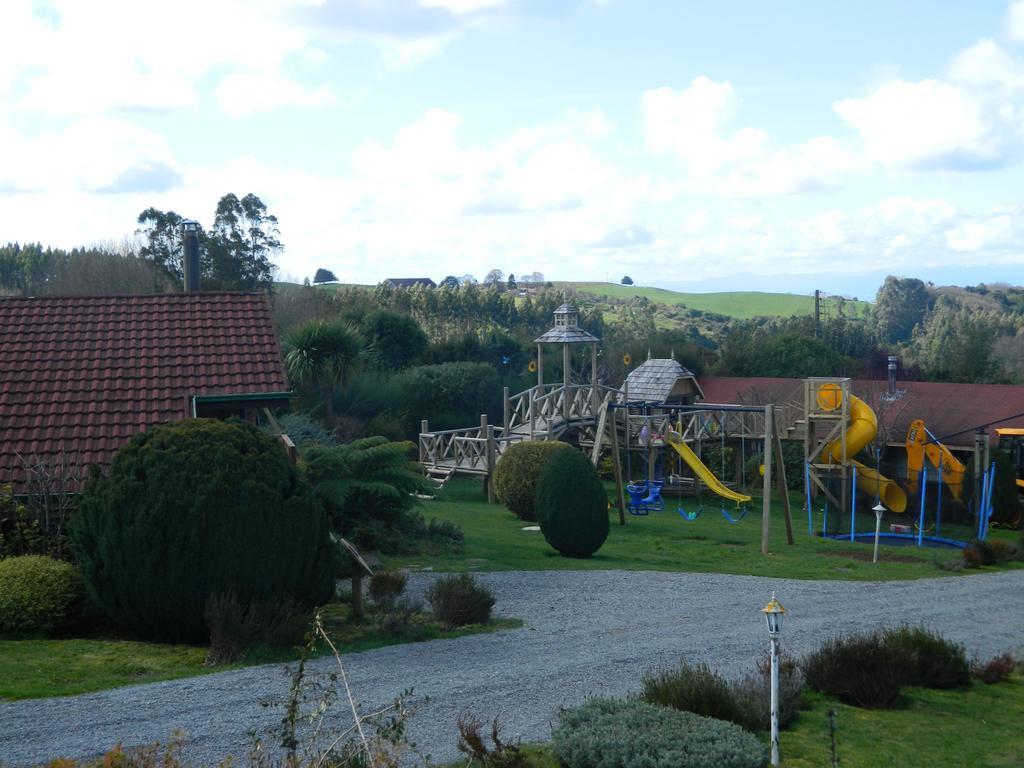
[535,448,609,558]
[552,698,767,768]
[69,419,336,643]
[803,632,904,708]
[0,555,83,633]
[427,572,495,629]
[492,441,572,521]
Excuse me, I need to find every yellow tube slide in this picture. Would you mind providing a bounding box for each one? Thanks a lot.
[665,431,752,504]
[817,385,908,514]
[905,419,965,501]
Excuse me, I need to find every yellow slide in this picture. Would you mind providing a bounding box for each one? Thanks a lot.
[665,431,752,504]
[906,419,965,500]
[816,384,908,514]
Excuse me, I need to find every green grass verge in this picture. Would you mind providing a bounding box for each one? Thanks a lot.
[387,477,1021,582]
[561,282,872,320]
[446,676,1024,768]
[781,678,1024,767]
[0,605,521,701]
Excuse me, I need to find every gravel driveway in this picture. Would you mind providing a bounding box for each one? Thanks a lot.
[3,569,1024,766]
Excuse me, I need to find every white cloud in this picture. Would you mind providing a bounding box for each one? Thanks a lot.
[1008,0,1024,42]
[0,117,180,194]
[5,0,327,117]
[419,0,508,14]
[215,73,335,118]
[643,77,862,196]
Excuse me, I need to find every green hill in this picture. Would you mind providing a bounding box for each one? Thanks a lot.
[559,282,871,320]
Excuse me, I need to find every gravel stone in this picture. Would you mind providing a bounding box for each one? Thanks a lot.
[2,569,1023,766]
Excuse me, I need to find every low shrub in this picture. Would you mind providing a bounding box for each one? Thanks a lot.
[204,592,311,665]
[427,573,495,629]
[883,625,970,689]
[972,652,1016,684]
[961,538,1017,568]
[0,554,83,633]
[492,441,572,521]
[368,570,408,608]
[414,515,465,552]
[535,448,610,558]
[731,654,805,732]
[642,656,804,734]
[803,632,905,708]
[552,698,767,768]
[456,712,529,768]
[641,661,740,724]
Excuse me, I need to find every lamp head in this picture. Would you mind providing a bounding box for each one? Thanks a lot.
[761,592,785,636]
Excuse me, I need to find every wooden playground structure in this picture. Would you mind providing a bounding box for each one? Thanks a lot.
[418,304,794,554]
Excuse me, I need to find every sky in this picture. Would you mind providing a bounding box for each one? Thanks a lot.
[2,1,1024,298]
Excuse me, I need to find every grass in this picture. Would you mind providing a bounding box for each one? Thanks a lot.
[780,678,1024,768]
[561,282,872,320]
[0,602,520,701]
[447,676,1024,768]
[387,477,1022,582]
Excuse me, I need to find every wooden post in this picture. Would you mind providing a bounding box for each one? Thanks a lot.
[537,343,544,387]
[591,341,599,414]
[420,419,429,464]
[486,424,496,504]
[503,386,510,435]
[351,569,365,621]
[772,409,794,545]
[563,342,571,423]
[610,404,627,525]
[762,404,774,555]
[529,387,536,440]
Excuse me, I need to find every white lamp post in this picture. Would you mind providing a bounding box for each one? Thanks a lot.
[872,503,886,563]
[762,593,785,766]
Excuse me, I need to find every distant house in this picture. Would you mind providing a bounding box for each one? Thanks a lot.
[381,278,436,289]
[0,292,292,492]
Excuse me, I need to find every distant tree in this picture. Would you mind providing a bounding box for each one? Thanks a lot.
[363,311,428,370]
[621,275,634,285]
[205,193,281,292]
[874,276,930,343]
[439,275,460,290]
[313,268,338,284]
[283,320,362,424]
[460,274,478,286]
[507,273,517,291]
[484,268,504,285]
[136,208,186,283]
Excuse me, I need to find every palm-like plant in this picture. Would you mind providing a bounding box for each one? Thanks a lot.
[283,320,362,424]
[303,437,433,551]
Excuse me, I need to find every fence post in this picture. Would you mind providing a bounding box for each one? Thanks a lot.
[503,386,510,435]
[420,419,429,464]
[486,424,496,504]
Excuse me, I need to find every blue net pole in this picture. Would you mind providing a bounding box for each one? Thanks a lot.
[805,461,813,536]
[850,464,857,541]
[917,465,927,547]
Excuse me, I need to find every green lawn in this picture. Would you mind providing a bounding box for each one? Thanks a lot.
[387,478,1020,582]
[781,679,1024,768]
[452,676,1024,768]
[561,282,872,320]
[0,604,520,701]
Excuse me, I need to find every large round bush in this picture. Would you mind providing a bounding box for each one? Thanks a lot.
[535,448,609,558]
[69,419,336,642]
[0,555,83,633]
[552,698,767,768]
[493,441,572,521]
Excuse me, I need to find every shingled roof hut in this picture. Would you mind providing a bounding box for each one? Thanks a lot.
[621,357,704,405]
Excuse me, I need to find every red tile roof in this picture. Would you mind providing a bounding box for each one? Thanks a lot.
[0,293,290,491]
[699,376,1024,448]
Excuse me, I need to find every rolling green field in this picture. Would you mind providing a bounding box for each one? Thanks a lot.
[561,282,872,320]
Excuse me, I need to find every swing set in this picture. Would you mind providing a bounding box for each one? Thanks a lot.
[606,400,795,554]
